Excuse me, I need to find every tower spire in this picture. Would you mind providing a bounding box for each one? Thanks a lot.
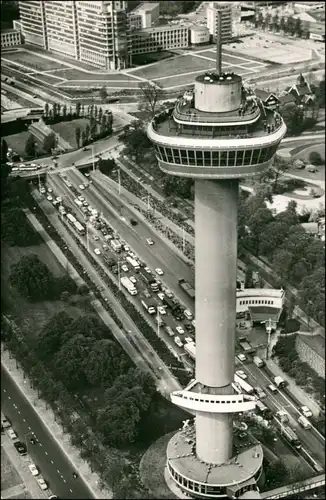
[216,9,222,74]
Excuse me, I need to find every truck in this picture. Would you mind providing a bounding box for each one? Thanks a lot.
[126,256,140,272]
[120,277,137,296]
[178,278,195,300]
[162,295,177,311]
[110,240,122,253]
[274,376,286,388]
[74,198,83,207]
[141,300,156,315]
[58,205,66,215]
[298,415,312,429]
[184,342,196,359]
[139,269,159,292]
[280,425,301,450]
[253,356,264,368]
[238,338,255,354]
[275,410,289,424]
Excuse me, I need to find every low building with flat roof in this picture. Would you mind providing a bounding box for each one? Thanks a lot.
[130,1,159,29]
[131,23,189,54]
[1,28,22,48]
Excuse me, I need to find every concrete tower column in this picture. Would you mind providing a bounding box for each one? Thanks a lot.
[195,178,239,464]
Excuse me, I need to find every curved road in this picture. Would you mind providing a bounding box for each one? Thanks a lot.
[1,365,94,499]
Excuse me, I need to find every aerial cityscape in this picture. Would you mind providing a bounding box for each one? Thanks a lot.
[1,1,325,500]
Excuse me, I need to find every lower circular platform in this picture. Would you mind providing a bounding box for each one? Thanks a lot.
[167,430,263,498]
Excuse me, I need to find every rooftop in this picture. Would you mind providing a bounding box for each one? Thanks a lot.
[167,426,263,486]
[131,2,159,14]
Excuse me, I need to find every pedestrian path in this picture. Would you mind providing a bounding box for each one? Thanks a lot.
[1,349,111,498]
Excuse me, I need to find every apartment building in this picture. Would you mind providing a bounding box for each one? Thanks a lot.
[19,0,47,49]
[206,1,233,43]
[131,24,189,54]
[18,0,131,70]
[45,1,79,58]
[1,29,22,48]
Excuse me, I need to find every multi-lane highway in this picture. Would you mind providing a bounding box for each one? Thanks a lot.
[1,366,94,499]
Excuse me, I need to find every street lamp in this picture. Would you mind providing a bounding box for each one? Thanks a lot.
[261,318,272,360]
[182,226,186,254]
[118,258,121,290]
[157,309,161,339]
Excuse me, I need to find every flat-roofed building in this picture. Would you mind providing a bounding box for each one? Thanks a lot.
[19,0,47,48]
[207,1,232,43]
[44,0,79,59]
[131,24,189,54]
[130,2,159,29]
[1,28,22,48]
[189,25,210,45]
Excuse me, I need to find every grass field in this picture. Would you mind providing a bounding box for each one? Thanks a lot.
[1,448,22,492]
[3,131,46,159]
[2,50,67,71]
[35,73,66,84]
[57,80,141,89]
[131,54,215,80]
[50,68,139,81]
[50,118,97,148]
[3,89,37,108]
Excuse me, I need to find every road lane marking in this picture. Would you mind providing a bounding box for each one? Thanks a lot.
[23,419,26,422]
[39,443,42,447]
[61,475,64,479]
[18,411,20,414]
[57,469,60,473]
[8,396,11,399]
[45,452,48,455]
[28,426,31,430]
[63,479,66,483]
[70,489,73,492]
[3,389,6,392]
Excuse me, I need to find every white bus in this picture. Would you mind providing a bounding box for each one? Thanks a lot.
[73,220,86,235]
[234,374,254,394]
[74,198,83,207]
[121,277,137,296]
[66,213,76,224]
[126,256,140,271]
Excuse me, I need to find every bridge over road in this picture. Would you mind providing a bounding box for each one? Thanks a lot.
[261,473,325,499]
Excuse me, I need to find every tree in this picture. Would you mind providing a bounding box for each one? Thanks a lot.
[1,208,41,247]
[244,265,254,288]
[309,151,324,166]
[138,81,164,119]
[81,130,87,147]
[1,138,8,162]
[265,459,288,489]
[75,127,81,148]
[54,334,93,390]
[281,105,304,136]
[44,102,49,118]
[24,134,36,158]
[52,103,57,117]
[99,86,108,102]
[98,107,103,124]
[36,311,73,361]
[119,122,152,160]
[9,254,54,301]
[98,158,116,176]
[76,102,81,118]
[90,117,97,138]
[43,132,56,153]
[62,104,67,118]
[85,123,90,142]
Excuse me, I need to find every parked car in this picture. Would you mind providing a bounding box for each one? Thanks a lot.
[37,478,48,490]
[14,441,27,456]
[235,370,247,380]
[8,429,18,440]
[28,464,39,476]
[1,416,11,429]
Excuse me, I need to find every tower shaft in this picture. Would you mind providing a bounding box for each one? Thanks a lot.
[195,179,238,464]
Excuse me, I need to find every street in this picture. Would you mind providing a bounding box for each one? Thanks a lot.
[1,365,94,499]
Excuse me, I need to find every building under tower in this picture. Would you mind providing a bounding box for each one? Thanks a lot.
[147,11,286,500]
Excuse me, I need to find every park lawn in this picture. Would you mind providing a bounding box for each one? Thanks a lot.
[2,50,67,71]
[3,131,46,159]
[57,80,140,89]
[1,241,88,340]
[131,54,215,80]
[50,68,139,81]
[50,118,97,149]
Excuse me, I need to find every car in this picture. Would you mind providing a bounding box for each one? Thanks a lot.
[176,325,185,335]
[236,370,247,380]
[123,245,130,252]
[301,406,313,418]
[56,196,62,203]
[83,201,89,207]
[146,238,154,245]
[155,279,162,287]
[121,264,129,272]
[144,267,152,274]
[237,354,247,362]
[47,195,53,201]
[48,496,58,499]
[143,290,152,299]
[81,206,88,213]
[157,306,166,315]
[37,478,48,490]
[79,184,85,190]
[130,218,138,226]
[28,464,39,476]
[255,387,267,399]
[129,276,137,284]
[1,416,11,429]
[94,248,101,255]
[47,187,53,193]
[14,441,27,456]
[66,181,72,188]
[185,336,193,344]
[155,268,164,276]
[78,195,85,201]
[128,251,136,258]
[93,235,99,241]
[8,429,17,440]
[102,244,108,250]
[267,384,277,393]
[84,172,90,177]
[157,292,165,301]
[82,147,89,151]
[165,290,174,299]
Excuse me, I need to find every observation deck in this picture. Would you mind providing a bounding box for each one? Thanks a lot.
[147,71,286,180]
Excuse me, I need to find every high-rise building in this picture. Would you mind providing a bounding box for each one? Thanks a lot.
[147,13,286,499]
[207,1,233,42]
[19,0,47,49]
[18,0,131,70]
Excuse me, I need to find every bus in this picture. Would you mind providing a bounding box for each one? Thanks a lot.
[234,374,254,394]
[276,422,301,450]
[121,277,137,296]
[126,256,140,271]
[73,220,86,235]
[66,213,76,224]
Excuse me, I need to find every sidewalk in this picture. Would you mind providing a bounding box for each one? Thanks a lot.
[1,348,112,499]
